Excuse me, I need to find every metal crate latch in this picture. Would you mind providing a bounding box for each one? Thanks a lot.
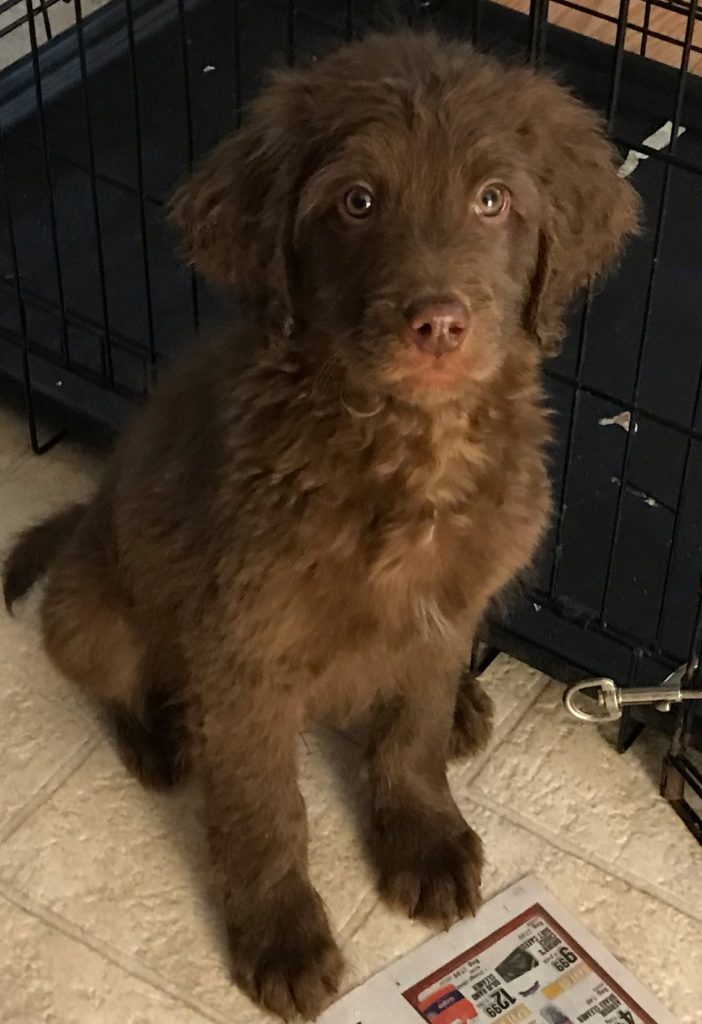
[564,666,702,844]
[563,666,702,723]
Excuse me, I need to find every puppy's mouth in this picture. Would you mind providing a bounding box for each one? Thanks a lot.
[391,352,472,390]
[385,336,496,392]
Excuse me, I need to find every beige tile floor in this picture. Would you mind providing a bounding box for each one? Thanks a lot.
[0,402,701,1024]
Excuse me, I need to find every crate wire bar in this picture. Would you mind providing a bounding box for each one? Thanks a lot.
[1,0,701,838]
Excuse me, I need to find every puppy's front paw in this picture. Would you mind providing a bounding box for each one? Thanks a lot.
[373,807,483,927]
[228,882,343,1021]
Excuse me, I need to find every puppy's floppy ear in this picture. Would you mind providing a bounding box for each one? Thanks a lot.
[522,76,641,355]
[169,72,309,319]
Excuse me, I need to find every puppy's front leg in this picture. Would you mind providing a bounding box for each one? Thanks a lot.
[198,659,342,1020]
[367,673,483,927]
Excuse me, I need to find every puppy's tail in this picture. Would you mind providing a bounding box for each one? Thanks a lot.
[3,503,86,612]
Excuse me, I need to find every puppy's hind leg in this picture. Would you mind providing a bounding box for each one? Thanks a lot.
[110,676,191,790]
[41,539,143,706]
[40,527,189,788]
[449,669,494,761]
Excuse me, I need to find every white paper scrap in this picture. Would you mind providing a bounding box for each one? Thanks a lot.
[619,121,685,179]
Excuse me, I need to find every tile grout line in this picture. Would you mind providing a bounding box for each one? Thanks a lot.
[0,884,234,1024]
[338,887,378,948]
[1,873,382,1024]
[336,891,384,1001]
[0,734,101,848]
[467,790,702,929]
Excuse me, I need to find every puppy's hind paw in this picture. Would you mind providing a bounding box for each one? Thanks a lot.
[110,692,191,790]
[449,671,494,761]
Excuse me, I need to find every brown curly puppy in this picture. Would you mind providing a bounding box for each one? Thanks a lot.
[3,30,638,1021]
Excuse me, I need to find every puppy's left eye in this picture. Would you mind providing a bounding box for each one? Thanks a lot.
[342,185,375,219]
[474,183,510,219]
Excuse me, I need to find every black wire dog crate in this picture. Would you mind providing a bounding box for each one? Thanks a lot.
[1,0,701,834]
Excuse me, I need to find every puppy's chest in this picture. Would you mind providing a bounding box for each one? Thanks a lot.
[367,448,492,624]
[370,498,479,600]
[363,422,546,630]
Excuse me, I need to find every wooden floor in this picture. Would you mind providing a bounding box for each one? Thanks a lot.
[2,2,699,75]
[499,0,702,73]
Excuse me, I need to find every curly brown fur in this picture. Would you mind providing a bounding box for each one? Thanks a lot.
[2,30,638,1021]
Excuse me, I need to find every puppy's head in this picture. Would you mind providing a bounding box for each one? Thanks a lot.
[171,31,639,399]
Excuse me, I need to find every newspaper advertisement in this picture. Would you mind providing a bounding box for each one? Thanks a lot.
[321,877,680,1024]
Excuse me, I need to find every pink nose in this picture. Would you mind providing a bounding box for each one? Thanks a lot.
[405,299,470,356]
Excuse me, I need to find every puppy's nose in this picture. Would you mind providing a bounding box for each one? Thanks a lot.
[404,299,470,356]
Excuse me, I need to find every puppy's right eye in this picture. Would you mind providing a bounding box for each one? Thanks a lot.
[473,182,510,219]
[342,185,375,219]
